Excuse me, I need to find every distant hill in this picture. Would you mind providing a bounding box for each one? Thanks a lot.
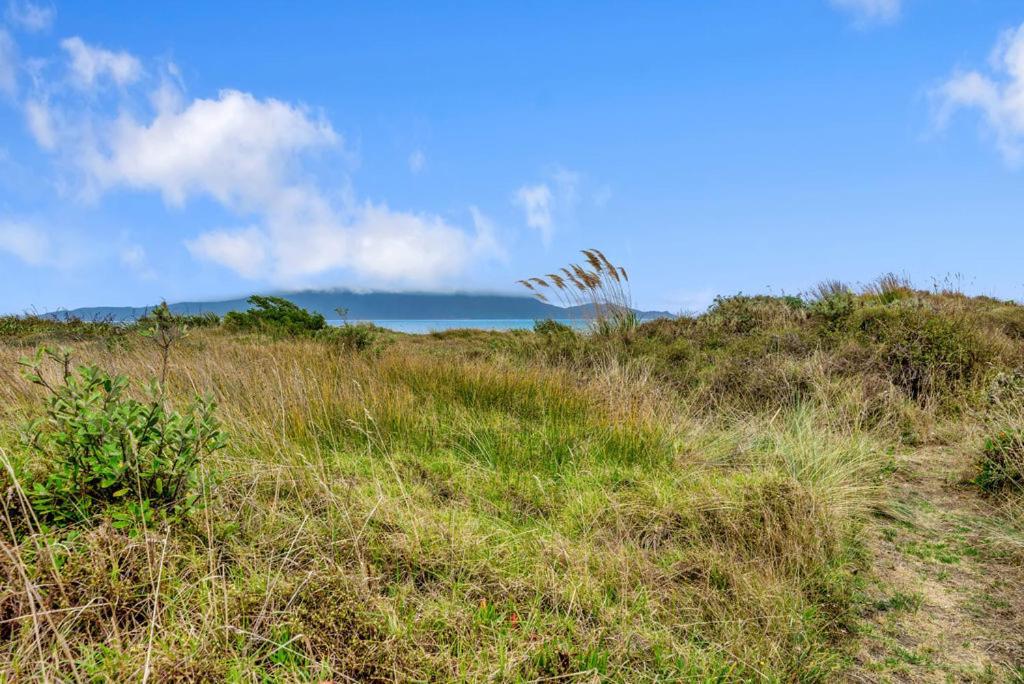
[44,290,674,322]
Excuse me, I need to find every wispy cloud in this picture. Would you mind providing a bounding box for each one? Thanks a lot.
[6,0,54,33]
[512,166,583,245]
[0,30,16,96]
[61,36,142,90]
[0,219,49,265]
[513,183,554,243]
[829,0,901,27]
[408,148,425,173]
[24,98,55,148]
[119,243,156,279]
[934,23,1024,163]
[186,226,267,278]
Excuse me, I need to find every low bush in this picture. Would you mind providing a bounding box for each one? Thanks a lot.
[224,295,326,336]
[16,347,224,528]
[809,289,858,332]
[852,305,993,403]
[863,273,914,305]
[533,318,574,336]
[705,294,806,335]
[977,428,1024,492]
[319,322,381,351]
[137,303,221,329]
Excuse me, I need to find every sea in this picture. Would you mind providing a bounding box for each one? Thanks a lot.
[327,319,588,334]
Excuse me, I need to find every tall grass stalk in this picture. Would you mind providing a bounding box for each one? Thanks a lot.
[518,248,638,334]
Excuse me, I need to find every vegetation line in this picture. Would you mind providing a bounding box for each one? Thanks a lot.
[1,267,1022,681]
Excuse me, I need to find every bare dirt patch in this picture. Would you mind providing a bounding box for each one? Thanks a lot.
[850,448,1024,682]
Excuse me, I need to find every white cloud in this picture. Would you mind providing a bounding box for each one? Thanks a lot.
[90,89,338,207]
[513,183,553,243]
[829,0,900,26]
[347,202,480,281]
[24,98,55,148]
[469,206,504,262]
[8,37,501,285]
[119,243,155,279]
[61,37,141,90]
[6,1,55,32]
[0,219,49,265]
[0,219,91,271]
[186,226,268,278]
[513,166,585,244]
[408,149,425,173]
[0,29,16,96]
[83,88,495,284]
[935,23,1024,163]
[186,202,498,285]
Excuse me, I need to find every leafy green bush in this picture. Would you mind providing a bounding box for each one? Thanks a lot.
[137,302,220,329]
[18,348,224,528]
[530,318,589,364]
[705,295,804,335]
[853,306,991,402]
[319,322,380,351]
[224,296,326,336]
[809,290,857,332]
[533,318,575,336]
[977,428,1024,492]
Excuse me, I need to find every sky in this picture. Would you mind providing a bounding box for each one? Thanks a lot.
[3,0,1024,314]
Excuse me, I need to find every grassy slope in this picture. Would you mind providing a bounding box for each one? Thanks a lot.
[1,283,1023,681]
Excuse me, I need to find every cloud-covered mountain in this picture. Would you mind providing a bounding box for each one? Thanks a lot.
[46,290,673,322]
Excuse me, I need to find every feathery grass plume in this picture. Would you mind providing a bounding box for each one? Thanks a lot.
[518,249,638,335]
[809,279,851,302]
[863,273,913,305]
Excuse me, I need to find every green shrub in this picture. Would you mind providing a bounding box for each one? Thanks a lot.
[809,290,857,332]
[18,348,224,528]
[852,305,991,402]
[863,273,914,305]
[533,318,575,336]
[137,303,220,329]
[224,295,326,336]
[705,295,804,335]
[319,322,379,351]
[981,305,1024,341]
[703,344,813,409]
[977,428,1024,493]
[529,318,590,364]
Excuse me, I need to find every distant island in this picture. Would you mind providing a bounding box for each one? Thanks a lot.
[44,290,674,322]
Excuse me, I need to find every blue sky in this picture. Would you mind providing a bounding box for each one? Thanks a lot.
[2,0,1024,313]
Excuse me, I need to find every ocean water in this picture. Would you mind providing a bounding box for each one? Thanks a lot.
[327,319,587,334]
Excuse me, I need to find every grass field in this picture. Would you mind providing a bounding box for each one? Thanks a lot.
[1,280,1022,681]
